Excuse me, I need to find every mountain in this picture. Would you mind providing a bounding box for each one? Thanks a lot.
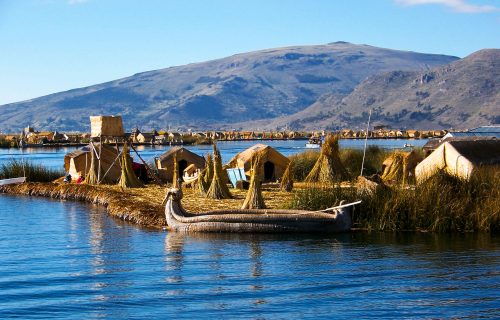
[0,42,458,132]
[261,49,499,130]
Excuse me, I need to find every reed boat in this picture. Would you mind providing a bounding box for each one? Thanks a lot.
[164,188,360,233]
[305,137,322,149]
[0,177,26,186]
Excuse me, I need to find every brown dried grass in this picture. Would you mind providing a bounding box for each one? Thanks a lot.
[241,151,265,209]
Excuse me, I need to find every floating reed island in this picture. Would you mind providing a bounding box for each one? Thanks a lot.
[1,127,498,232]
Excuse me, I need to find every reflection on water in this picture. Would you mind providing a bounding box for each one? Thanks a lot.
[0,195,499,319]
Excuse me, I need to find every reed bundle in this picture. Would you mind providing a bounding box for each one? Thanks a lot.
[203,153,214,186]
[85,144,99,185]
[118,142,144,188]
[206,144,232,199]
[280,160,294,192]
[380,152,406,183]
[197,154,213,195]
[241,151,265,209]
[305,134,348,183]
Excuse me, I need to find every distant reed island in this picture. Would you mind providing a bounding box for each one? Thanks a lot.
[1,119,499,233]
[0,124,450,148]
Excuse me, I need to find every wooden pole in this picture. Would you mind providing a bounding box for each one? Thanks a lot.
[97,135,102,184]
[360,109,372,177]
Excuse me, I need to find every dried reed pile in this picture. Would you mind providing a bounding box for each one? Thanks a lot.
[85,144,99,185]
[197,154,213,195]
[280,160,294,192]
[380,152,406,183]
[206,144,232,199]
[305,134,348,183]
[118,142,143,188]
[0,182,164,227]
[241,151,265,209]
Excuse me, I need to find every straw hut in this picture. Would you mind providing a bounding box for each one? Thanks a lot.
[415,138,500,183]
[64,143,125,183]
[90,115,124,138]
[226,144,290,182]
[155,147,205,182]
[380,150,422,185]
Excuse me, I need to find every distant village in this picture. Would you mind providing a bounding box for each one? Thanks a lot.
[0,125,453,148]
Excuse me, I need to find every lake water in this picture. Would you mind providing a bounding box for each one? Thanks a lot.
[0,139,428,170]
[0,195,499,319]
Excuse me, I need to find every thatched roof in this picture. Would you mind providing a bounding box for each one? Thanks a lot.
[416,138,500,182]
[447,139,500,165]
[226,144,290,181]
[227,144,289,169]
[156,147,206,182]
[156,147,205,169]
[90,115,124,138]
[64,143,124,182]
[423,136,497,154]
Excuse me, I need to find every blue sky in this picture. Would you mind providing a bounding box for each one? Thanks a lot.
[0,0,498,105]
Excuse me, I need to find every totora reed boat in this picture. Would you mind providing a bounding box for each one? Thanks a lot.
[164,188,360,233]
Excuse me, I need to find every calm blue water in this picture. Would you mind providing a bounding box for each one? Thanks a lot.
[0,195,498,319]
[0,139,427,170]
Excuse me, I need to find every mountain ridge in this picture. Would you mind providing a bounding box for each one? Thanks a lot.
[257,48,499,131]
[0,42,464,132]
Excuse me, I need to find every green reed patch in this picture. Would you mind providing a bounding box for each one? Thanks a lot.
[288,168,499,233]
[0,159,64,182]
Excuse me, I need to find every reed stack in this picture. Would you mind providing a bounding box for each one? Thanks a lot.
[305,134,348,183]
[85,144,99,185]
[280,160,294,192]
[206,144,232,199]
[118,142,143,188]
[241,151,266,209]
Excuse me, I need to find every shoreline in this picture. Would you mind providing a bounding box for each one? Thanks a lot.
[0,137,429,149]
[0,182,166,229]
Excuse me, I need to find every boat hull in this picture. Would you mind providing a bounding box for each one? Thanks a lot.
[305,143,321,149]
[164,188,354,233]
[0,177,26,186]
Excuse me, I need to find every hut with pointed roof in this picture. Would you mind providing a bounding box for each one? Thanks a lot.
[226,144,290,182]
[155,147,206,182]
[415,138,500,183]
[64,143,125,183]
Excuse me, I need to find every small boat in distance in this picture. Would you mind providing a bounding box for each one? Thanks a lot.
[0,177,27,186]
[305,136,322,149]
[164,188,360,233]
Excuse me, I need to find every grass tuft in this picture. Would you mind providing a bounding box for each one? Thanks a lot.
[0,159,64,182]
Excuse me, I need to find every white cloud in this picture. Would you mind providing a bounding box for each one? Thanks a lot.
[395,0,499,13]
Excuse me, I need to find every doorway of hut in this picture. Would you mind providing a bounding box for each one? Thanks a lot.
[178,159,188,181]
[263,161,275,181]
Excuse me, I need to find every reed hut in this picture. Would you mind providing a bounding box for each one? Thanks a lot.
[155,147,205,183]
[380,150,421,185]
[226,144,290,182]
[415,138,500,183]
[64,143,124,183]
[90,115,124,138]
